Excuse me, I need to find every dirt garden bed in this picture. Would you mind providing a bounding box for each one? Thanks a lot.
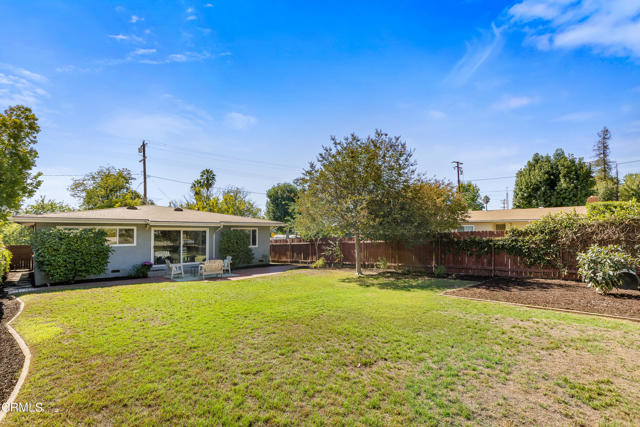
[1,297,24,404]
[445,277,640,320]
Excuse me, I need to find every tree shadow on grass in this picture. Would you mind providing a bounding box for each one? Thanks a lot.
[339,271,474,292]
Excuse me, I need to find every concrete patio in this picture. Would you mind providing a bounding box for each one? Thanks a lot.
[6,264,299,295]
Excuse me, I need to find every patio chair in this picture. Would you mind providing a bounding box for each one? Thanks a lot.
[199,259,223,279]
[165,259,184,279]
[223,256,232,274]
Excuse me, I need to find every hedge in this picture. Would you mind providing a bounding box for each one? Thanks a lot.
[30,228,113,284]
[219,229,254,267]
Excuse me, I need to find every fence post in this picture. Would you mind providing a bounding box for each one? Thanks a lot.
[288,239,292,263]
[491,241,495,278]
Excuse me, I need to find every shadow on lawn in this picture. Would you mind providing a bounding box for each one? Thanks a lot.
[339,271,471,292]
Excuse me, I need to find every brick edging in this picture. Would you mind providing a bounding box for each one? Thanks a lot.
[0,298,32,424]
[441,290,640,324]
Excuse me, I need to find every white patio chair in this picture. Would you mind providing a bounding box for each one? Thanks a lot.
[199,259,223,279]
[223,256,232,274]
[165,259,184,279]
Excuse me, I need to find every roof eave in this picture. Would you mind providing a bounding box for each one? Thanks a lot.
[10,216,283,227]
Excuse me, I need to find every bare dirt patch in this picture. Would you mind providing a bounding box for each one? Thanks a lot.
[1,297,24,404]
[446,277,640,320]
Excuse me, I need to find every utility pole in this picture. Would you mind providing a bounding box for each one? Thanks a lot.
[138,140,148,205]
[452,161,463,191]
[506,187,509,209]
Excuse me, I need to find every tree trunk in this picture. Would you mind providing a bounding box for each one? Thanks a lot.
[354,233,362,275]
[314,239,320,262]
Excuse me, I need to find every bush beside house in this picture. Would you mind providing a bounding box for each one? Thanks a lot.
[30,228,113,284]
[578,245,639,294]
[0,236,11,284]
[219,229,254,267]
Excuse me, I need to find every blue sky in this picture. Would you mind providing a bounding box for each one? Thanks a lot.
[1,0,639,210]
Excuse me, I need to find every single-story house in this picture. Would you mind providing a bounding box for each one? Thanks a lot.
[10,205,283,286]
[458,205,587,232]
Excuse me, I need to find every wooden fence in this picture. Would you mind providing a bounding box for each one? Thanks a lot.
[270,232,579,280]
[7,245,33,271]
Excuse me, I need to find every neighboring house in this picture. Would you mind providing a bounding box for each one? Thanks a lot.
[10,205,282,286]
[458,206,587,232]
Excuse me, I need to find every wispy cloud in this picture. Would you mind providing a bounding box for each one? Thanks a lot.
[552,111,599,122]
[427,109,447,120]
[0,65,48,106]
[204,3,214,7]
[186,15,197,21]
[130,15,143,23]
[509,0,640,57]
[55,65,90,73]
[137,51,225,65]
[131,48,157,56]
[224,112,257,130]
[446,23,504,86]
[186,7,195,13]
[108,34,144,43]
[492,95,537,111]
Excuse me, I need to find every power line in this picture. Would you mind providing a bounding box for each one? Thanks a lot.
[152,145,298,171]
[146,175,267,195]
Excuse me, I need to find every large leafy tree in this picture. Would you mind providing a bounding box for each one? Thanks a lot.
[0,105,42,220]
[513,149,594,208]
[69,166,144,209]
[620,173,640,201]
[297,130,466,275]
[214,186,261,217]
[2,196,72,245]
[266,182,299,230]
[23,195,72,214]
[458,181,484,210]
[293,189,337,258]
[184,171,261,218]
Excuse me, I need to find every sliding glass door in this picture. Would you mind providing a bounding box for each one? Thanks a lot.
[152,229,207,265]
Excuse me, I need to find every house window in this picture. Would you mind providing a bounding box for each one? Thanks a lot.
[232,228,258,247]
[457,225,475,232]
[495,223,506,231]
[61,226,136,246]
[152,229,207,265]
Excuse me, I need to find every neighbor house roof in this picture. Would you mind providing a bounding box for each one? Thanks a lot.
[464,205,587,223]
[10,205,283,227]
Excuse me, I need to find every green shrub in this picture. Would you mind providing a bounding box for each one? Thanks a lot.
[434,265,447,278]
[0,222,32,245]
[375,257,389,269]
[587,201,640,221]
[312,257,326,269]
[219,229,254,267]
[322,240,343,267]
[0,236,11,282]
[129,262,153,278]
[577,245,639,295]
[30,228,113,284]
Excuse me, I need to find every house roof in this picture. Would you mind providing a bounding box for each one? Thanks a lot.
[10,205,283,227]
[464,205,587,223]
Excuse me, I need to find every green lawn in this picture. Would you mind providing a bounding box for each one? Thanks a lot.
[7,270,640,425]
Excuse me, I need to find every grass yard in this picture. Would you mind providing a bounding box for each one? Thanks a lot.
[7,269,640,425]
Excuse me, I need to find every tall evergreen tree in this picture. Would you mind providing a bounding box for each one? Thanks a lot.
[593,127,613,181]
